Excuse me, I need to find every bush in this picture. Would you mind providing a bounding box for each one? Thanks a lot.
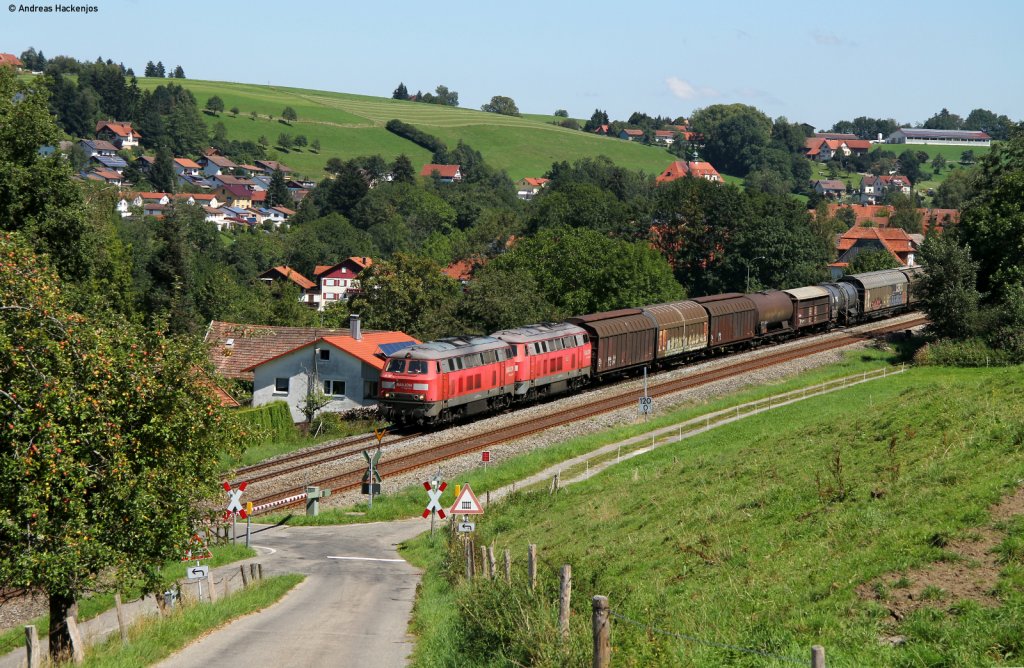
[913,339,1013,367]
[385,119,447,154]
[236,401,295,445]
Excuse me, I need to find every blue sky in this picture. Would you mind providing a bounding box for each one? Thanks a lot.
[3,0,1022,130]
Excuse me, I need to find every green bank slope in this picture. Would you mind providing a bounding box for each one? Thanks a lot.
[405,361,1024,667]
[136,78,675,179]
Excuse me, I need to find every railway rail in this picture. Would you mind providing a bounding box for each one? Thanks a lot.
[246,315,925,515]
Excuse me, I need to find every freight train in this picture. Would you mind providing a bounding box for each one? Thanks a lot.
[378,266,923,427]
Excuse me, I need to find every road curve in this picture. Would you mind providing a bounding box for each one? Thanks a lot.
[157,518,425,668]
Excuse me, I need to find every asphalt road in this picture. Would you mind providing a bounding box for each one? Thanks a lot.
[157,517,426,668]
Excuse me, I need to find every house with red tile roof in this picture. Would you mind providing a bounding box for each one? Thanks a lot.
[442,257,486,286]
[173,157,201,177]
[420,163,462,183]
[860,174,912,204]
[515,177,550,200]
[653,129,679,145]
[655,160,722,185]
[95,121,141,149]
[592,124,610,136]
[829,227,917,278]
[313,257,373,311]
[0,53,23,69]
[805,136,871,162]
[199,154,238,177]
[241,317,419,422]
[618,128,644,141]
[85,167,124,186]
[258,266,318,306]
[811,179,847,198]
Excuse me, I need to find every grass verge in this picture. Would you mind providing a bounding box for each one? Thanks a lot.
[264,345,903,527]
[404,361,1024,667]
[0,544,256,655]
[80,574,303,667]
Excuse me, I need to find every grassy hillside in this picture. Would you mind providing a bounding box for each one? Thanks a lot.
[405,356,1024,666]
[136,78,676,180]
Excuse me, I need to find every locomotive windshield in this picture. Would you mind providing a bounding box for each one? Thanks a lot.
[385,359,405,373]
[408,360,429,374]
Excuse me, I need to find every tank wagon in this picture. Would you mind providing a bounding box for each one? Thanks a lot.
[378,266,925,426]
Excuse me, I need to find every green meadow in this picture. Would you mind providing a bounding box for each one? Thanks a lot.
[135,78,678,180]
[404,358,1024,667]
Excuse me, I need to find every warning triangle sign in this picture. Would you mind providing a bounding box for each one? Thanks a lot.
[181,534,214,562]
[449,483,484,516]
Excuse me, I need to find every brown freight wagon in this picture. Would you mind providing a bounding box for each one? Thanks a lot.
[567,309,656,376]
[642,300,709,361]
[840,269,908,316]
[900,265,925,305]
[690,294,757,350]
[783,286,832,330]
[746,290,795,336]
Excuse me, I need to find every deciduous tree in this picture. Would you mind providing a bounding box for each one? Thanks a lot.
[481,95,520,116]
[205,95,224,115]
[281,106,298,123]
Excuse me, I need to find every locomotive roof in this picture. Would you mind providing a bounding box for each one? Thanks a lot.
[393,335,508,360]
[490,322,587,344]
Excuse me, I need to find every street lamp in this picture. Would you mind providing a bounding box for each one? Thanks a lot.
[746,256,766,293]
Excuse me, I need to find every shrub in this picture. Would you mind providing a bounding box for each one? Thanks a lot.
[235,401,295,445]
[913,339,1013,367]
[385,119,447,154]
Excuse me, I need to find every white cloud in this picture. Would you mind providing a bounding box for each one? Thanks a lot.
[666,77,719,101]
[811,30,857,47]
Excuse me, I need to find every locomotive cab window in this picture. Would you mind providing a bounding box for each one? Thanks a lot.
[482,350,497,364]
[385,359,405,373]
[408,360,428,374]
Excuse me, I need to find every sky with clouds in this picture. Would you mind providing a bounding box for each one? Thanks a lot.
[4,0,1022,130]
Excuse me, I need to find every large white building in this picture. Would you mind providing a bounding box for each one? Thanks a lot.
[886,128,991,146]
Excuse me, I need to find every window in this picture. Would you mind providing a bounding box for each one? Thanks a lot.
[363,380,379,399]
[409,360,428,374]
[385,359,405,373]
[274,377,289,393]
[509,344,519,357]
[482,350,497,365]
[323,380,346,396]
[319,348,330,361]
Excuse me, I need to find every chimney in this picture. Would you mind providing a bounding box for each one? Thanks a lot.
[349,314,362,340]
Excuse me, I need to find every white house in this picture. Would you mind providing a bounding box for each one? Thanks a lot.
[244,318,418,422]
[200,154,238,177]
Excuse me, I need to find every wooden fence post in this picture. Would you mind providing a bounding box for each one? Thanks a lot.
[258,563,264,581]
[240,564,249,587]
[250,563,258,582]
[114,592,128,642]
[465,541,474,580]
[207,575,218,602]
[487,545,496,581]
[528,544,537,591]
[480,546,490,579]
[592,595,610,668]
[811,645,826,668]
[503,549,511,584]
[559,564,572,642]
[66,615,85,664]
[24,625,40,668]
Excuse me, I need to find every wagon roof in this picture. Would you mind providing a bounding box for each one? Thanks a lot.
[841,270,908,290]
[490,322,587,343]
[783,286,830,300]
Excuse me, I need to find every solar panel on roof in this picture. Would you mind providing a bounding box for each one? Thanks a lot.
[378,341,417,356]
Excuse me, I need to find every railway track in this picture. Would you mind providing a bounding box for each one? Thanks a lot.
[247,315,925,515]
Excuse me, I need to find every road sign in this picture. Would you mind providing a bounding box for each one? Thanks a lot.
[223,481,248,520]
[181,534,213,562]
[422,480,448,519]
[449,483,484,516]
[481,451,490,463]
[187,565,209,579]
[457,522,475,533]
[637,396,653,416]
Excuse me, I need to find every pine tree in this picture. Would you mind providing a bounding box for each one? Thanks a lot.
[392,82,409,100]
[267,169,291,207]
[144,61,157,77]
[155,61,166,78]
[150,143,176,194]
[391,154,415,184]
[173,65,185,79]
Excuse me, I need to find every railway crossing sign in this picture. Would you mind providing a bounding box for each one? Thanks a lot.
[222,481,248,520]
[187,565,209,579]
[362,448,382,504]
[449,483,484,516]
[422,479,447,519]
